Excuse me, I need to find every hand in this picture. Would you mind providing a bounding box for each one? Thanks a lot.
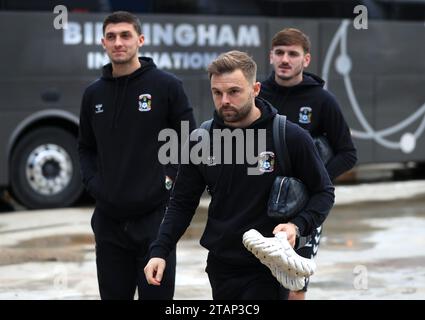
[273,223,298,248]
[144,258,166,286]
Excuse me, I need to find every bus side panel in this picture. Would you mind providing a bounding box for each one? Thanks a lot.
[0,113,28,185]
[373,22,425,163]
[0,12,95,187]
[319,20,425,164]
[1,11,425,179]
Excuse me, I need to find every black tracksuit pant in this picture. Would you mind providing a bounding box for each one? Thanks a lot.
[206,253,289,300]
[91,207,176,300]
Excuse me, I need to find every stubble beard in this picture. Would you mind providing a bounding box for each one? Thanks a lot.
[110,50,139,65]
[219,97,253,124]
[276,64,303,81]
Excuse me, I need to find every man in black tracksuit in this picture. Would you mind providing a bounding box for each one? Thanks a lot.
[144,51,334,300]
[78,12,196,299]
[260,28,357,299]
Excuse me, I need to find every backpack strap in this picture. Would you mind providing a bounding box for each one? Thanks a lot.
[273,114,292,176]
[198,119,213,194]
[273,114,313,248]
[199,119,213,170]
[200,119,213,132]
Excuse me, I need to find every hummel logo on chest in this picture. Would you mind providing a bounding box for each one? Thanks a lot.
[95,104,104,114]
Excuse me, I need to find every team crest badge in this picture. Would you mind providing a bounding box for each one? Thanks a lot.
[258,151,275,173]
[138,94,152,112]
[299,106,312,124]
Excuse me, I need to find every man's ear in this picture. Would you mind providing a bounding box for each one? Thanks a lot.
[138,34,145,48]
[101,37,106,49]
[303,53,311,68]
[253,81,261,97]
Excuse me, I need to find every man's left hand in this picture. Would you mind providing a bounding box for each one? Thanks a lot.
[273,223,298,247]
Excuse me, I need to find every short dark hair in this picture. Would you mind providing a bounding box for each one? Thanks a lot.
[271,28,311,54]
[207,50,257,83]
[103,11,142,35]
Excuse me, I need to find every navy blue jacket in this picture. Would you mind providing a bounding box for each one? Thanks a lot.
[78,57,196,220]
[260,72,357,181]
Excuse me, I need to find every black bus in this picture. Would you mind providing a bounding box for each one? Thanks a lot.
[1,0,424,208]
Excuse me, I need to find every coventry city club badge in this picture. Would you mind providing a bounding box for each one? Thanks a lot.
[258,151,275,173]
[138,94,152,112]
[299,106,312,124]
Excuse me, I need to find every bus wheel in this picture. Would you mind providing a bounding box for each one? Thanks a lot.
[10,127,84,209]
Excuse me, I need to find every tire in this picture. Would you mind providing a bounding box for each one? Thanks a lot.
[10,127,84,209]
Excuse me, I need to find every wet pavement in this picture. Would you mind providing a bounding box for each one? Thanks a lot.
[0,180,425,300]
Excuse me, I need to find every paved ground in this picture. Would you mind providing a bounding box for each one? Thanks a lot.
[1,180,425,299]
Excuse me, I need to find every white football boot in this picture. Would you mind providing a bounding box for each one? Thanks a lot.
[242,229,316,278]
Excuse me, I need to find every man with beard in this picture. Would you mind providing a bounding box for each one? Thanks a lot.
[260,28,357,300]
[78,11,196,299]
[144,50,334,300]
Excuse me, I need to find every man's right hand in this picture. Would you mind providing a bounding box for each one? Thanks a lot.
[144,258,166,286]
[273,223,298,248]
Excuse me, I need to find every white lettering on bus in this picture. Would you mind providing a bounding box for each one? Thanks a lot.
[86,51,218,70]
[63,22,82,45]
[87,52,109,69]
[64,22,103,45]
[197,24,217,46]
[144,52,218,70]
[65,22,261,47]
[237,25,260,46]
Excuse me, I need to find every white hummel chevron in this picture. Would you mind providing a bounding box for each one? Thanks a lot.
[242,229,317,278]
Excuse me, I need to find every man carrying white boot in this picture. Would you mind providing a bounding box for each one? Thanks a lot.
[243,229,316,291]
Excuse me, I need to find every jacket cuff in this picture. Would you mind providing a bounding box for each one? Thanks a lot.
[290,215,309,236]
[150,244,171,260]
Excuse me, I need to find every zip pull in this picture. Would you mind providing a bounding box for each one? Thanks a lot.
[275,177,286,204]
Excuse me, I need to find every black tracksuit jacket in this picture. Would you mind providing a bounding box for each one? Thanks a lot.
[150,98,334,266]
[260,72,357,181]
[78,57,196,220]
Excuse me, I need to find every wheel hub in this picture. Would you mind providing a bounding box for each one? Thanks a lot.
[25,144,73,195]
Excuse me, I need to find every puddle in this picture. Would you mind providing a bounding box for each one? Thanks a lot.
[364,256,425,270]
[0,234,94,266]
[14,234,93,248]
[334,195,425,220]
[0,192,424,299]
[319,196,425,252]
